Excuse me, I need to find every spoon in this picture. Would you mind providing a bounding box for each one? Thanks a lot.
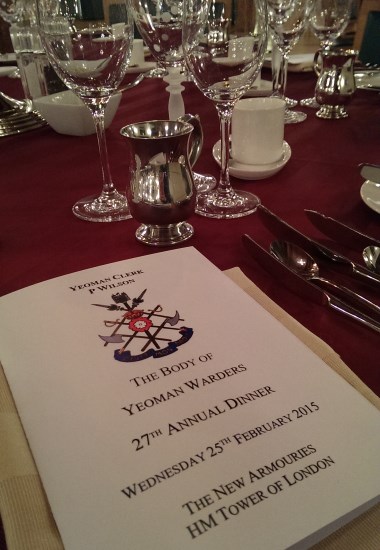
[270,240,380,319]
[363,246,380,274]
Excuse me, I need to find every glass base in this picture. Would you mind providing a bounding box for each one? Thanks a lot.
[136,222,194,246]
[196,189,260,219]
[285,109,307,124]
[300,96,319,109]
[285,97,298,108]
[73,191,132,222]
[193,172,217,194]
[316,105,348,119]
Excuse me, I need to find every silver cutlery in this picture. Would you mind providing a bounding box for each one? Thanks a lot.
[305,209,380,277]
[304,209,380,250]
[0,90,46,137]
[257,205,380,286]
[270,240,380,319]
[242,234,380,334]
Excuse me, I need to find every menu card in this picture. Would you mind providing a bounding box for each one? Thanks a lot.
[0,247,379,550]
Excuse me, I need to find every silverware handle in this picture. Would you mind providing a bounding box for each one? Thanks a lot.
[328,295,380,333]
[352,264,380,285]
[315,277,380,319]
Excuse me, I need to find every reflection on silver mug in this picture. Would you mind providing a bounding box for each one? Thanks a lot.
[314,48,357,119]
[121,117,202,246]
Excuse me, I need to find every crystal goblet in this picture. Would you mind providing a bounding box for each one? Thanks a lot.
[36,0,134,222]
[183,0,268,219]
[269,0,312,124]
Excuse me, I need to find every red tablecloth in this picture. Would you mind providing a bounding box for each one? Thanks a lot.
[1,69,380,397]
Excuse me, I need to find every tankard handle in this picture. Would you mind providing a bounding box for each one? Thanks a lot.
[177,113,203,167]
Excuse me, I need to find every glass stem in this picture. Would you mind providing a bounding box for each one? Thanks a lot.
[215,102,234,196]
[271,42,282,96]
[277,52,288,101]
[85,97,116,202]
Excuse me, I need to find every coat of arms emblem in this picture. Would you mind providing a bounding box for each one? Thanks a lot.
[94,290,193,362]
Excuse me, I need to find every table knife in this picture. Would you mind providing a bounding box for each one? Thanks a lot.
[242,234,380,334]
[304,209,380,251]
[257,205,380,286]
[360,163,380,184]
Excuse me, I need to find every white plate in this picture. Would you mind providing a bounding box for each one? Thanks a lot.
[243,79,272,97]
[212,140,291,180]
[125,61,156,74]
[355,70,380,91]
[360,180,380,214]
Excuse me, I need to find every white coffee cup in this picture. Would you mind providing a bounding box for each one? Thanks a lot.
[231,97,285,165]
[130,38,145,67]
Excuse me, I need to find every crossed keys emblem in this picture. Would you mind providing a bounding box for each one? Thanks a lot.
[93,290,193,362]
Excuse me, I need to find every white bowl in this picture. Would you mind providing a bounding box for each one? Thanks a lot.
[32,90,122,136]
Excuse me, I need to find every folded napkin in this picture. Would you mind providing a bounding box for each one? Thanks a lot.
[1,268,379,550]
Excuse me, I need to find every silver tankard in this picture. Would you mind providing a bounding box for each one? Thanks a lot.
[314,48,357,119]
[120,116,202,246]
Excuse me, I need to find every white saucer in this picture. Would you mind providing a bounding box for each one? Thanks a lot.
[360,180,380,214]
[125,61,156,74]
[243,79,272,97]
[212,140,291,180]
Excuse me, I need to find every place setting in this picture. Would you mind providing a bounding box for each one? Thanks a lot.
[2,1,380,549]
[243,203,380,335]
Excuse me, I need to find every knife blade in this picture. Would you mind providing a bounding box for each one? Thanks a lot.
[257,205,380,286]
[242,234,380,334]
[360,163,380,184]
[304,209,380,251]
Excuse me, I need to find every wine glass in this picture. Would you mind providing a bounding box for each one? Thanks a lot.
[130,0,216,193]
[0,0,22,24]
[182,0,268,219]
[132,0,184,68]
[36,0,134,222]
[131,0,184,112]
[268,0,312,124]
[271,42,298,108]
[300,0,353,108]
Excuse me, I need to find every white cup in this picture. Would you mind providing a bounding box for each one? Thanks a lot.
[231,97,285,165]
[130,38,145,67]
